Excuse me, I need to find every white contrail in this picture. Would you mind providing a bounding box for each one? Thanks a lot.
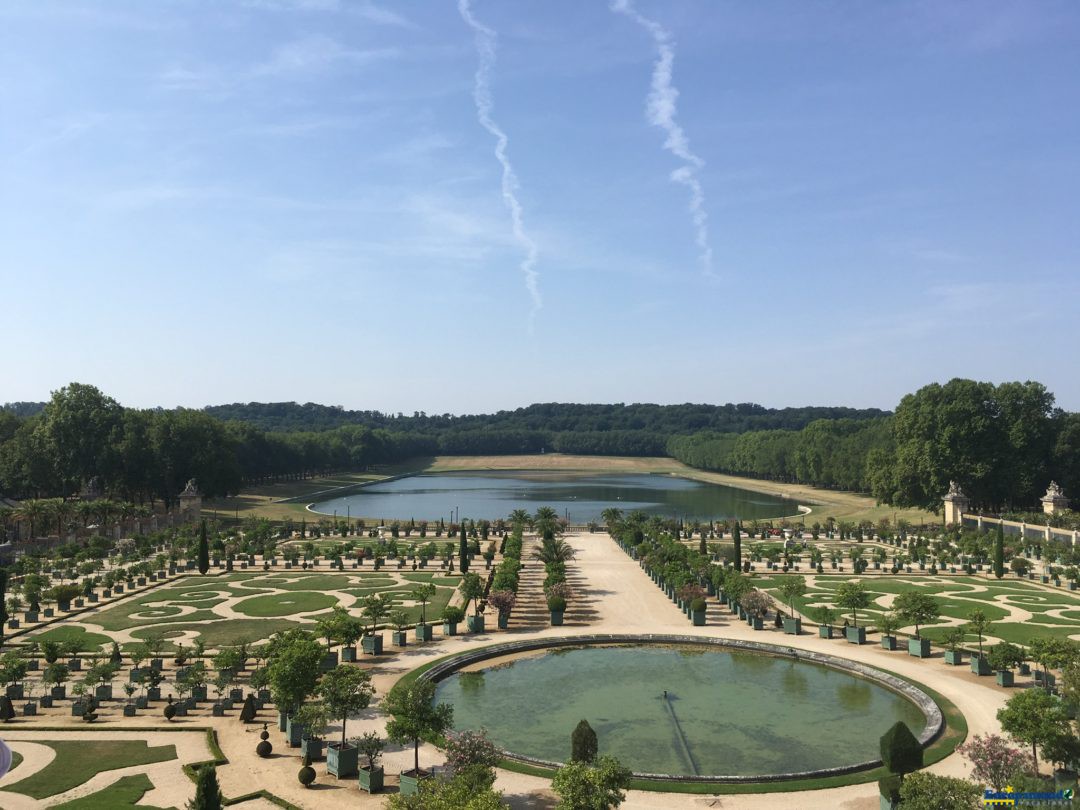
[612,0,714,276]
[458,0,542,319]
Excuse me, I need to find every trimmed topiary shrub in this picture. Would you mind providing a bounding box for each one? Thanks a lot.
[571,719,598,764]
[690,597,707,613]
[880,721,923,778]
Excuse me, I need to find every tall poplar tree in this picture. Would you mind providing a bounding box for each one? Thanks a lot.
[993,523,1005,580]
[732,522,742,571]
[459,523,469,574]
[197,520,210,575]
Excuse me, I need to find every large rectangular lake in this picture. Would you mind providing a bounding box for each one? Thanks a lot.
[309,471,797,523]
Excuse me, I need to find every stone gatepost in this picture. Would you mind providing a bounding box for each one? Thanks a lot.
[1042,482,1069,516]
[942,481,969,526]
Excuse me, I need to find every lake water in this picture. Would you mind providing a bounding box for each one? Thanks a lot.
[308,471,796,523]
[435,645,928,777]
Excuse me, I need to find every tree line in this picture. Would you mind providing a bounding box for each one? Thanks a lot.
[3,378,1077,514]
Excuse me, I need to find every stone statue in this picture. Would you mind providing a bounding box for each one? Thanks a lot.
[180,479,199,496]
[946,480,964,498]
[1046,481,1065,499]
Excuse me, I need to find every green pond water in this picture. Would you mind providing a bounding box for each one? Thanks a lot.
[434,645,927,777]
[309,471,796,523]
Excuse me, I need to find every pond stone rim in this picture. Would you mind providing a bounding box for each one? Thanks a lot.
[419,633,946,784]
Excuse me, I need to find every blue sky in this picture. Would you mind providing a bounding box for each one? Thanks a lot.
[3,0,1078,414]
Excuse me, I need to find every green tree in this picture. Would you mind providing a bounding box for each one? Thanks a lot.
[880,721,923,780]
[834,581,871,626]
[551,755,632,810]
[187,764,224,810]
[993,524,1005,579]
[197,520,210,575]
[893,592,940,637]
[897,771,980,810]
[571,719,599,763]
[383,679,454,775]
[317,665,374,749]
[777,577,807,617]
[409,583,437,626]
[997,688,1072,773]
[967,609,991,659]
[460,573,485,616]
[459,524,469,574]
[265,630,322,716]
[385,767,503,810]
[732,521,742,570]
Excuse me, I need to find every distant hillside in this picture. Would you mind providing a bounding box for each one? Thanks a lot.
[203,401,890,435]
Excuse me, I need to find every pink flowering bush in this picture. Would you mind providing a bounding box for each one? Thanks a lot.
[445,728,501,770]
[487,590,516,615]
[958,733,1034,790]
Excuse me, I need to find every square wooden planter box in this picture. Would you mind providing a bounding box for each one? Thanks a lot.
[398,771,429,796]
[846,626,866,645]
[415,624,434,642]
[362,635,383,655]
[908,638,931,658]
[971,655,992,676]
[328,743,359,778]
[819,626,834,639]
[881,636,898,651]
[358,765,383,793]
[466,615,485,634]
[944,650,965,665]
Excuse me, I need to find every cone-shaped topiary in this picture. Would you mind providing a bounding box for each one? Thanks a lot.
[0,695,15,722]
[880,721,922,779]
[188,763,224,810]
[239,694,257,723]
[571,719,598,763]
[164,696,177,721]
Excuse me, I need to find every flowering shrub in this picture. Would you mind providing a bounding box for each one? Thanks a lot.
[545,582,571,602]
[445,728,501,770]
[958,733,1034,790]
[487,590,516,615]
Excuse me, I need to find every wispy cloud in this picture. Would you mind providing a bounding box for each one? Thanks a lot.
[612,0,714,277]
[458,0,542,324]
[241,0,413,27]
[251,35,399,77]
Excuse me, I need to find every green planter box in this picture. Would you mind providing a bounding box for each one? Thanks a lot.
[996,670,1015,687]
[751,617,764,630]
[328,743,359,778]
[846,626,866,645]
[321,652,338,671]
[551,610,564,626]
[819,626,834,639]
[391,630,408,646]
[341,646,357,663]
[908,638,931,658]
[362,634,384,655]
[467,615,485,634]
[286,717,306,747]
[398,771,427,796]
[443,621,458,636]
[358,765,383,792]
[497,613,510,629]
[971,655,992,676]
[783,617,801,635]
[415,624,433,642]
[300,737,325,761]
[945,650,965,665]
[692,610,706,626]
[881,636,898,651]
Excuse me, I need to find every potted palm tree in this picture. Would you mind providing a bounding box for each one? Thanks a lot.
[356,732,385,793]
[547,582,570,626]
[410,584,436,641]
[877,612,900,650]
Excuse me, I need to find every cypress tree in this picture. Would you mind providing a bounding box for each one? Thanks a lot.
[699,534,707,556]
[993,524,1005,580]
[732,522,742,571]
[239,694,257,723]
[459,524,469,574]
[571,719,598,763]
[0,569,8,640]
[188,764,224,810]
[197,520,210,575]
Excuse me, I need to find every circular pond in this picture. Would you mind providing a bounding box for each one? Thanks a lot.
[430,638,939,780]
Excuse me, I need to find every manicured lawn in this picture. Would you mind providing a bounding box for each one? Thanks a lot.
[3,741,176,799]
[129,618,304,650]
[756,573,1080,646]
[246,574,355,591]
[10,750,23,771]
[25,626,113,651]
[54,773,173,810]
[233,591,337,617]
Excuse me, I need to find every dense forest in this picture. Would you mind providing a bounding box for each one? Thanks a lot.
[2,380,1078,513]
